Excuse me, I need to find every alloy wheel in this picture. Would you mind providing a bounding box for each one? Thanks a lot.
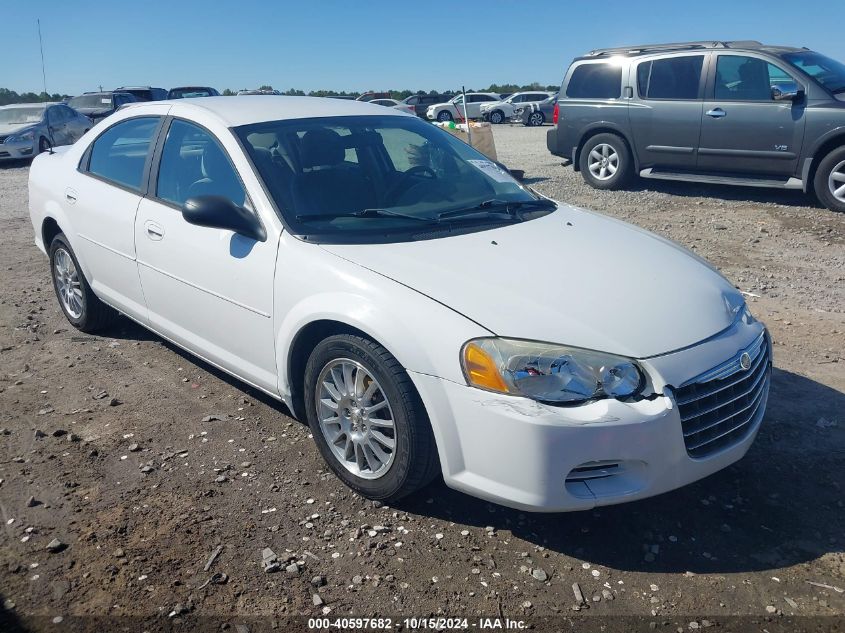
[588,143,619,181]
[315,358,397,480]
[54,248,84,319]
[529,112,543,126]
[829,160,845,204]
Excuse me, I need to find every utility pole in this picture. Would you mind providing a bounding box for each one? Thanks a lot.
[37,19,47,98]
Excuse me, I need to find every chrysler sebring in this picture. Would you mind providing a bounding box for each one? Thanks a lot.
[28,97,771,511]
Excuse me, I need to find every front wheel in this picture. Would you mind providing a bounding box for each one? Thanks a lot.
[489,110,505,124]
[304,334,439,502]
[578,133,633,190]
[49,233,117,332]
[436,110,453,122]
[814,146,845,213]
[38,137,50,154]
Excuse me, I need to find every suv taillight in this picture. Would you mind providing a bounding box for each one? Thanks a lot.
[553,102,559,124]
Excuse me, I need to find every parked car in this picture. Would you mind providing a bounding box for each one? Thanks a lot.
[547,40,845,212]
[426,93,501,122]
[402,93,454,118]
[512,95,557,127]
[28,96,770,511]
[168,86,220,99]
[368,98,416,116]
[481,91,555,124]
[115,86,168,101]
[67,91,137,124]
[238,89,282,96]
[356,92,391,102]
[0,102,92,160]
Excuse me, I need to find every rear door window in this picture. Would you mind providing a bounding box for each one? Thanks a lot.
[566,64,623,99]
[86,117,160,191]
[637,56,704,100]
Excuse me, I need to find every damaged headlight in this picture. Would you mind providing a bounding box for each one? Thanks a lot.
[461,338,644,404]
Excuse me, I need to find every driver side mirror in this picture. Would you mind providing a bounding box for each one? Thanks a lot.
[772,82,804,102]
[182,196,267,242]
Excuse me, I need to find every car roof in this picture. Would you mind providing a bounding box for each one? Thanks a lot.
[145,95,409,127]
[0,102,53,109]
[579,41,808,60]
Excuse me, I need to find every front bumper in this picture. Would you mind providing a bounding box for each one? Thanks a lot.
[0,139,36,160]
[411,322,770,512]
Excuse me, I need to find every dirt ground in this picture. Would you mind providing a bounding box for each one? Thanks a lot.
[0,125,843,632]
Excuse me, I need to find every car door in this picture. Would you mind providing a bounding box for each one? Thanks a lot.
[134,117,279,393]
[468,95,495,118]
[46,106,71,146]
[628,53,708,169]
[697,53,807,176]
[69,114,165,321]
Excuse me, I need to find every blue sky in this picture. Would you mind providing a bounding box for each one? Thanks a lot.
[5,0,844,95]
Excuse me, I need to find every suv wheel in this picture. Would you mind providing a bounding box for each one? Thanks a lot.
[489,110,505,124]
[579,133,633,190]
[814,146,845,213]
[49,233,117,332]
[527,111,545,127]
[436,110,453,123]
[304,334,440,502]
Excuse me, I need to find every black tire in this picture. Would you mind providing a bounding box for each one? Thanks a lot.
[813,146,845,213]
[38,137,50,154]
[436,110,453,122]
[304,334,439,502]
[526,111,545,127]
[489,109,505,124]
[49,233,117,333]
[578,133,634,190]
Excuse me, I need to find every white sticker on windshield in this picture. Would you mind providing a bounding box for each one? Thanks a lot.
[467,159,514,183]
[102,98,111,104]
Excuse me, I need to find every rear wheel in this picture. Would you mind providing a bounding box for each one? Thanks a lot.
[436,110,452,122]
[489,110,505,124]
[579,133,633,190]
[49,233,117,332]
[527,111,545,127]
[814,146,845,213]
[304,334,439,502]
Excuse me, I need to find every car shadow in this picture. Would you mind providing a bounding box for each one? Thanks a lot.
[0,594,30,633]
[0,159,33,170]
[628,177,822,209]
[396,367,845,575]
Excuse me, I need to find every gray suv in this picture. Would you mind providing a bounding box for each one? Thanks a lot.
[547,41,845,212]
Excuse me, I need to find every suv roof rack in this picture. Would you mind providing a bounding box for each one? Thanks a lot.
[584,41,764,57]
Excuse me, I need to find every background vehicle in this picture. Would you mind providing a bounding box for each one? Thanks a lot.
[368,98,416,115]
[167,86,220,99]
[0,102,91,160]
[402,93,453,117]
[115,86,168,101]
[356,92,391,101]
[513,94,557,127]
[426,92,501,122]
[237,89,282,95]
[547,41,845,212]
[67,91,137,123]
[481,91,555,124]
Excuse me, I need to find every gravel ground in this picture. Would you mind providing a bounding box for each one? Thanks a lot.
[0,125,843,632]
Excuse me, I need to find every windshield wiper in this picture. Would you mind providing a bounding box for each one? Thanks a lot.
[437,198,556,221]
[295,208,439,223]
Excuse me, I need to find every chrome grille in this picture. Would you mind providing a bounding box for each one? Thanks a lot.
[674,332,770,458]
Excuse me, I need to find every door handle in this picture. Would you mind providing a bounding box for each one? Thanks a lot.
[144,221,165,240]
[65,188,77,204]
[706,108,727,118]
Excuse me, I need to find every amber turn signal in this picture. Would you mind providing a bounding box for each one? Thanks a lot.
[462,342,509,393]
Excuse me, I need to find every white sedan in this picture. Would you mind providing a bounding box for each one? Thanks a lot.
[367,98,416,116]
[28,97,771,511]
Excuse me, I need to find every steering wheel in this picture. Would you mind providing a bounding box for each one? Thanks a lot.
[385,165,437,203]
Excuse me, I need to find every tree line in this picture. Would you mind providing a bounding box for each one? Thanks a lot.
[0,82,559,106]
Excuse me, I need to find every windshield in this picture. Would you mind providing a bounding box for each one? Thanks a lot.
[68,94,112,109]
[782,51,845,93]
[0,106,45,125]
[236,115,552,243]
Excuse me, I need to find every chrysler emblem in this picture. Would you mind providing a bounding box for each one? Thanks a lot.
[739,352,752,371]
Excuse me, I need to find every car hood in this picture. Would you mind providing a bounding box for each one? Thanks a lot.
[0,123,37,136]
[319,205,744,359]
